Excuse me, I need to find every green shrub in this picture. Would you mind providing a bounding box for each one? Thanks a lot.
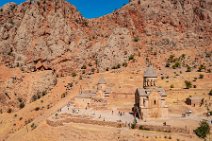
[7,108,12,113]
[186,66,191,72]
[170,84,174,88]
[128,54,134,61]
[194,120,210,138]
[116,64,121,69]
[184,80,192,89]
[88,63,92,67]
[34,107,40,111]
[42,90,47,96]
[172,62,181,69]
[61,92,67,98]
[165,63,170,67]
[82,70,85,74]
[81,65,86,69]
[131,119,137,129]
[199,74,204,79]
[131,123,136,129]
[72,72,77,77]
[91,68,95,73]
[133,37,139,42]
[19,102,25,109]
[31,123,37,130]
[17,97,23,103]
[198,65,206,72]
[139,125,143,130]
[168,55,175,63]
[122,62,128,67]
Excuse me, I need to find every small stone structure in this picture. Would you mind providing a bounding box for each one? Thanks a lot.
[133,66,168,120]
[74,76,111,107]
[185,96,203,107]
[96,77,111,98]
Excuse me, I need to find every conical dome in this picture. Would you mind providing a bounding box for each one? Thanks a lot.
[144,66,157,78]
[98,77,106,84]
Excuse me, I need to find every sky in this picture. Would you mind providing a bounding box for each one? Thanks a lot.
[0,0,129,18]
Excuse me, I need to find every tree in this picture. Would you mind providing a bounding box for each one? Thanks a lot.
[172,62,181,69]
[184,80,192,89]
[81,65,86,69]
[122,62,128,67]
[199,74,204,79]
[7,108,12,113]
[72,72,77,77]
[133,37,139,42]
[131,118,137,129]
[128,54,134,61]
[19,102,25,109]
[186,65,191,72]
[31,95,38,102]
[194,120,210,138]
[198,65,206,72]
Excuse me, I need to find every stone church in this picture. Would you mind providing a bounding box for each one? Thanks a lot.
[74,76,111,107]
[133,66,168,120]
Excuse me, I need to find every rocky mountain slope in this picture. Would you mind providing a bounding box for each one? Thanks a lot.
[0,0,212,113]
[0,0,211,74]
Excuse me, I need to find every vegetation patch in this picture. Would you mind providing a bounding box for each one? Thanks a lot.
[194,120,210,138]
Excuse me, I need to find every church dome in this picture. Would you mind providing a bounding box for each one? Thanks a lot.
[144,66,157,78]
[98,77,106,84]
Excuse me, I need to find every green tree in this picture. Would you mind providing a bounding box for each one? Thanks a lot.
[81,65,86,69]
[19,102,25,109]
[172,62,181,69]
[186,65,191,72]
[184,80,192,89]
[199,74,204,79]
[131,118,137,129]
[194,120,210,138]
[133,37,139,42]
[72,72,77,77]
[128,54,134,61]
[198,65,206,72]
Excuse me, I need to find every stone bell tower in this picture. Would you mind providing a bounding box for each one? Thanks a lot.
[143,65,157,88]
[96,76,106,98]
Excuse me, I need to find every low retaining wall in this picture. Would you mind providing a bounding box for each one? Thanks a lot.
[47,116,190,135]
[47,116,125,128]
[136,124,190,134]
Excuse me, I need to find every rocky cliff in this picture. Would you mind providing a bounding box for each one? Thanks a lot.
[0,0,211,74]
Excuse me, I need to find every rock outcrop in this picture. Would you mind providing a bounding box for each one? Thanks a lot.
[0,0,211,73]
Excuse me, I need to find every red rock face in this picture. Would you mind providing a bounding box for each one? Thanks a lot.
[0,0,211,74]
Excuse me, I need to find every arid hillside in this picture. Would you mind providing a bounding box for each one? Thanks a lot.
[0,0,212,141]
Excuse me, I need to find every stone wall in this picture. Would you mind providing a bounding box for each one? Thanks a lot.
[47,116,125,128]
[47,116,191,135]
[136,124,191,135]
[110,92,134,99]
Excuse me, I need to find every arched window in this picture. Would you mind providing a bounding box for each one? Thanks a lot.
[154,100,156,105]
